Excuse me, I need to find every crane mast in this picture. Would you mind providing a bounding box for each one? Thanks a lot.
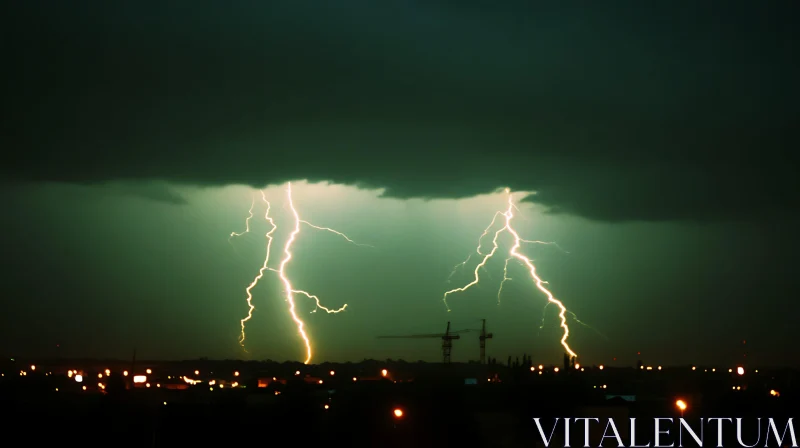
[479,319,493,364]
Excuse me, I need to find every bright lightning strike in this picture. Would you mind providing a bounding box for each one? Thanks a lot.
[442,189,579,359]
[238,191,277,350]
[231,183,368,361]
[278,182,365,365]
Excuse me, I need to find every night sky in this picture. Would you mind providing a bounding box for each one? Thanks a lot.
[2,1,798,366]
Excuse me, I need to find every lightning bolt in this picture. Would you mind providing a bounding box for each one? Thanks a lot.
[299,221,374,248]
[231,183,368,361]
[238,191,277,350]
[497,258,512,304]
[442,189,579,359]
[229,195,256,241]
[446,254,472,283]
[278,182,364,364]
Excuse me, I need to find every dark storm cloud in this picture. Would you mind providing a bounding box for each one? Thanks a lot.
[103,181,187,205]
[2,1,798,221]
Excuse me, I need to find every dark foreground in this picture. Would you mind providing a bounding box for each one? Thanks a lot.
[4,375,798,447]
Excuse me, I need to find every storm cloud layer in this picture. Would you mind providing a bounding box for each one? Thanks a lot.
[3,1,798,222]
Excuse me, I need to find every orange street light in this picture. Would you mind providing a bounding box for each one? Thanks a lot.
[676,399,687,417]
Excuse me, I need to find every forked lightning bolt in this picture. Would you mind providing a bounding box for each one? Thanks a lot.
[280,182,367,364]
[232,182,368,363]
[238,191,277,350]
[442,189,578,358]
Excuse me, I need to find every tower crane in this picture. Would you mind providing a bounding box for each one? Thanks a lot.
[479,319,493,364]
[377,322,466,363]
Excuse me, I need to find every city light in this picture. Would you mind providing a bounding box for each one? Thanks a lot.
[234,371,240,377]
[183,376,202,385]
[599,365,604,370]
[381,369,388,377]
[104,369,110,376]
[393,409,404,418]
[133,375,147,384]
[75,374,83,383]
[330,370,335,376]
[123,370,129,377]
[30,365,35,371]
[676,399,687,417]
[737,366,745,376]
[146,369,152,374]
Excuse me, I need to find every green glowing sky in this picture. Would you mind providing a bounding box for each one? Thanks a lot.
[2,181,797,366]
